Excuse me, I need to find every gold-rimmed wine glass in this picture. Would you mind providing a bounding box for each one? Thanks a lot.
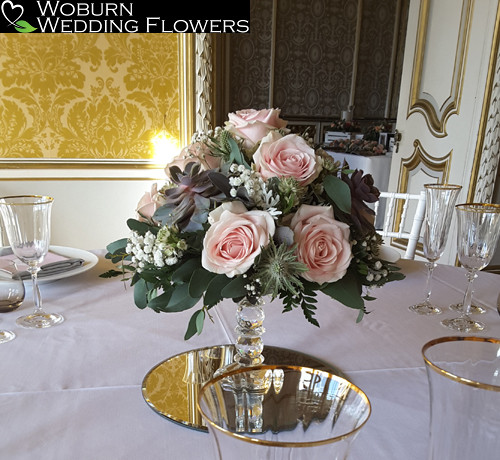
[0,195,64,328]
[409,184,462,315]
[441,203,500,332]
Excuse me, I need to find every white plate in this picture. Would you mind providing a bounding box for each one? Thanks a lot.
[41,246,99,283]
[0,246,98,283]
[379,245,401,263]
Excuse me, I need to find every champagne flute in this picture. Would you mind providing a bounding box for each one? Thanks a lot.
[409,184,462,315]
[0,195,64,328]
[441,203,500,332]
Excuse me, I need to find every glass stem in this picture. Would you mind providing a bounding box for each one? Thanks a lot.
[461,269,478,317]
[424,261,436,304]
[29,266,43,315]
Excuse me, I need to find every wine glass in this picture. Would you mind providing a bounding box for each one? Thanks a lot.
[441,203,500,332]
[0,195,64,328]
[409,184,462,315]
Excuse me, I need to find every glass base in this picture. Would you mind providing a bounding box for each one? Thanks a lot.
[409,302,442,315]
[0,330,15,343]
[441,316,485,333]
[16,312,64,329]
[449,303,486,314]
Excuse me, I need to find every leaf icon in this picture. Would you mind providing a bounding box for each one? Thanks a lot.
[14,20,37,33]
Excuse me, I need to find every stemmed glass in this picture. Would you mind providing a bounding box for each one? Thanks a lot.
[0,195,64,328]
[409,184,462,315]
[441,203,500,332]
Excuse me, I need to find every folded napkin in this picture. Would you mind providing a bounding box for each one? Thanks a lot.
[0,248,84,280]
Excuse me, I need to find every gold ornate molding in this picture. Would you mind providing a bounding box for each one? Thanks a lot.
[468,0,500,202]
[179,34,196,148]
[408,0,473,138]
[390,139,452,253]
[398,139,452,193]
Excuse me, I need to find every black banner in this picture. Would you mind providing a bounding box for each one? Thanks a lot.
[0,0,250,33]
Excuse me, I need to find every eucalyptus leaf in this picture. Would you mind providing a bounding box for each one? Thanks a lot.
[204,274,232,307]
[172,258,202,283]
[323,175,352,214]
[127,218,151,235]
[189,268,217,299]
[184,309,206,340]
[321,269,364,310]
[133,278,149,309]
[148,291,172,312]
[221,275,247,299]
[106,238,128,255]
[166,284,201,312]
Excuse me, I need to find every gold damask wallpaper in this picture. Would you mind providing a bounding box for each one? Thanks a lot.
[0,33,180,162]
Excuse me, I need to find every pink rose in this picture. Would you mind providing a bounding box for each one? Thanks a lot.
[290,205,352,284]
[225,108,288,149]
[166,142,221,178]
[136,183,166,223]
[253,132,321,186]
[202,202,276,278]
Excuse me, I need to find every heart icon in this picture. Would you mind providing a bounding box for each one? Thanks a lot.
[1,0,24,27]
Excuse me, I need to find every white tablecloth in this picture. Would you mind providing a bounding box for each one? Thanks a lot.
[1,252,499,460]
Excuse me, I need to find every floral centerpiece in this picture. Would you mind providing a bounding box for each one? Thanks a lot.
[330,119,362,133]
[102,108,404,343]
[326,138,387,156]
[364,121,393,141]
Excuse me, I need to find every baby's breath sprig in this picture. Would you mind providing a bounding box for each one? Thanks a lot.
[126,225,187,272]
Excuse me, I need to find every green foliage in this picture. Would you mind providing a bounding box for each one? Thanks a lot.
[184,309,206,340]
[99,269,126,279]
[228,136,251,169]
[323,175,352,214]
[321,268,364,309]
[203,275,233,307]
[221,276,247,299]
[280,283,319,327]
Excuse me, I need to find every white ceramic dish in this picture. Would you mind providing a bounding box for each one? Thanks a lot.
[41,246,98,283]
[0,246,98,283]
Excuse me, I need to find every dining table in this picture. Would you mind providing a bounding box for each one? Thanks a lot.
[1,249,499,460]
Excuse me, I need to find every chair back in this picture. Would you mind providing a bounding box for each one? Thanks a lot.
[374,191,426,259]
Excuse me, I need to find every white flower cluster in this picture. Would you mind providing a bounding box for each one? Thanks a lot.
[365,260,388,283]
[191,126,223,144]
[126,227,187,272]
[229,164,281,217]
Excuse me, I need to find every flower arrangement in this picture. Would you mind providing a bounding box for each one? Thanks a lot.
[102,108,404,340]
[364,121,393,141]
[326,138,387,156]
[330,119,362,133]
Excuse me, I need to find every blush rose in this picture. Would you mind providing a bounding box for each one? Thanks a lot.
[225,108,288,150]
[253,132,321,186]
[136,183,166,223]
[202,201,276,278]
[166,142,221,178]
[290,204,352,284]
